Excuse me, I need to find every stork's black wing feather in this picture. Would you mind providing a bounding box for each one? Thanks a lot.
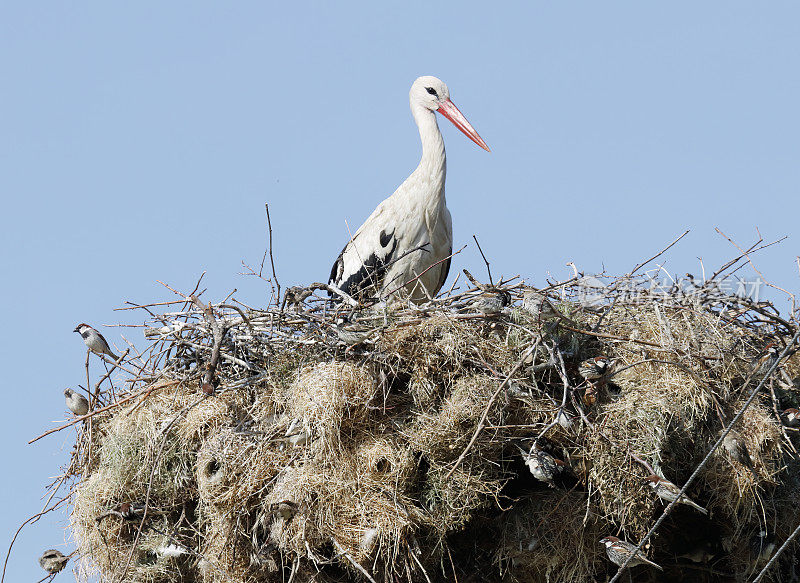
[329,246,346,289]
[435,244,452,295]
[329,229,398,300]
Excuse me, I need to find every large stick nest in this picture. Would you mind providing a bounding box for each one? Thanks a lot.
[57,267,800,583]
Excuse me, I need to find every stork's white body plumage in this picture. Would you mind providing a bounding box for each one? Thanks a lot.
[329,76,489,303]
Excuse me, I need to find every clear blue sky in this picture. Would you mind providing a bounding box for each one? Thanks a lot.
[2,2,799,580]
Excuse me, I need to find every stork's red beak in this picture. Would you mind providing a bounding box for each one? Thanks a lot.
[437,99,491,152]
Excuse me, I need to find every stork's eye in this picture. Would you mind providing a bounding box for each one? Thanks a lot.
[425,87,438,96]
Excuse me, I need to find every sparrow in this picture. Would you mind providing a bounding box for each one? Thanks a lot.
[721,430,759,478]
[95,501,147,522]
[39,549,69,574]
[644,475,708,514]
[521,290,577,326]
[64,388,89,416]
[472,290,512,315]
[677,543,715,563]
[556,409,575,430]
[749,529,775,566]
[582,384,598,408]
[522,290,559,320]
[330,314,379,347]
[755,342,783,375]
[272,500,297,520]
[599,536,663,571]
[515,444,565,487]
[74,323,119,360]
[781,408,800,428]
[283,286,313,308]
[117,501,146,520]
[578,356,614,382]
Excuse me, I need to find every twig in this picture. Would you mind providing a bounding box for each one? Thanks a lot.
[558,324,665,350]
[261,203,280,303]
[709,233,786,282]
[408,541,433,583]
[310,282,358,307]
[626,230,690,277]
[716,227,796,319]
[94,349,130,393]
[383,245,467,299]
[115,300,186,311]
[217,304,255,333]
[1,497,70,583]
[472,234,494,286]
[179,340,253,370]
[332,539,377,583]
[189,295,225,386]
[461,269,485,291]
[383,242,431,270]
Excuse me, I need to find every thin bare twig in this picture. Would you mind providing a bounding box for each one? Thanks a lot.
[261,203,280,303]
[384,245,467,299]
[626,230,690,277]
[1,497,70,583]
[472,234,494,286]
[332,539,377,583]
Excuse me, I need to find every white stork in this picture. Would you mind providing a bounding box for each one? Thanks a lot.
[329,75,490,303]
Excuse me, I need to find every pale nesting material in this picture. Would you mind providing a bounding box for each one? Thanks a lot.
[354,437,417,488]
[284,361,378,435]
[408,374,507,459]
[181,397,231,443]
[360,527,379,554]
[197,514,254,582]
[497,492,602,583]
[84,390,195,503]
[61,260,800,583]
[263,457,422,566]
[157,543,188,558]
[197,428,290,508]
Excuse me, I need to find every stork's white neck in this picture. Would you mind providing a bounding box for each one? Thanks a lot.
[411,103,447,196]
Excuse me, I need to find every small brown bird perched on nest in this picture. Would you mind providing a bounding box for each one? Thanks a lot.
[721,430,759,478]
[600,536,663,571]
[781,407,800,427]
[95,501,149,522]
[39,549,69,574]
[578,356,614,382]
[644,474,708,514]
[64,388,89,416]
[515,443,566,487]
[283,286,313,308]
[471,290,511,315]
